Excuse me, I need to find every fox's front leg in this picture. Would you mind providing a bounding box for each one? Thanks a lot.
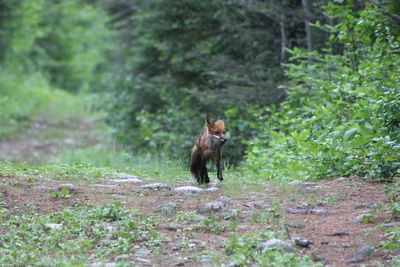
[215,150,223,181]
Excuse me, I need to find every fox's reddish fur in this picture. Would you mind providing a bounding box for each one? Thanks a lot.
[190,116,227,184]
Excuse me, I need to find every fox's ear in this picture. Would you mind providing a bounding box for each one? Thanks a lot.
[206,116,214,127]
[217,114,224,121]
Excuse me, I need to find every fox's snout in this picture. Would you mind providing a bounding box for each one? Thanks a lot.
[213,135,227,145]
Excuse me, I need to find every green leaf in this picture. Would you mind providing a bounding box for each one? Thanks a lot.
[343,128,358,142]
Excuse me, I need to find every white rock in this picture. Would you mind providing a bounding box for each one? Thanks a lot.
[173,186,205,195]
[45,223,62,230]
[110,178,144,183]
[141,183,170,190]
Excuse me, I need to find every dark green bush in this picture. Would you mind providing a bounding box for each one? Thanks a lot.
[243,2,400,180]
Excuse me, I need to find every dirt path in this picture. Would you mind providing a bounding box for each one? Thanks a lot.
[1,173,398,266]
[0,115,100,162]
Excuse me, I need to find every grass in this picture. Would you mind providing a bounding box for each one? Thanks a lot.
[52,147,189,183]
[0,203,161,266]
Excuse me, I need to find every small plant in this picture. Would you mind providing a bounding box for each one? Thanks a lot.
[223,232,320,267]
[52,188,70,199]
[201,216,226,234]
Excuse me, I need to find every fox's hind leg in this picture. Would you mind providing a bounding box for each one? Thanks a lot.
[200,160,210,184]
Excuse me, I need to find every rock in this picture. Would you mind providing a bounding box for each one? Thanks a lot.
[205,187,220,193]
[352,214,377,224]
[141,183,170,190]
[301,187,320,193]
[311,253,326,263]
[192,215,208,222]
[311,209,337,215]
[285,208,336,215]
[288,180,301,185]
[88,262,118,267]
[117,173,139,179]
[92,184,118,188]
[173,186,204,195]
[335,177,348,182]
[295,238,311,248]
[209,181,221,187]
[197,201,226,214]
[354,204,375,209]
[59,183,75,188]
[286,208,309,214]
[259,239,295,253]
[287,221,305,229]
[326,232,350,236]
[347,245,372,263]
[135,258,150,264]
[110,178,144,183]
[198,256,217,267]
[217,196,232,206]
[45,223,62,230]
[245,200,266,209]
[301,182,321,187]
[155,203,177,217]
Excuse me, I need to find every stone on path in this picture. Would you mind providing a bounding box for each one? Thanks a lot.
[295,238,311,248]
[155,203,177,217]
[205,187,219,192]
[45,223,62,230]
[117,173,139,179]
[285,208,336,215]
[110,178,144,184]
[141,183,170,190]
[92,184,118,188]
[197,201,226,214]
[173,185,205,195]
[217,196,232,205]
[347,245,372,263]
[245,200,266,209]
[259,239,295,253]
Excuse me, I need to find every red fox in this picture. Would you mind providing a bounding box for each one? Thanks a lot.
[190,116,227,184]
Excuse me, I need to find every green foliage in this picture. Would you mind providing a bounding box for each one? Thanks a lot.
[244,1,400,180]
[223,232,320,267]
[35,0,113,92]
[0,67,87,139]
[0,0,112,91]
[0,0,112,138]
[0,204,158,266]
[100,0,318,162]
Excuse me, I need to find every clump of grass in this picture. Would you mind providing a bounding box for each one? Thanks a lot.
[0,203,160,266]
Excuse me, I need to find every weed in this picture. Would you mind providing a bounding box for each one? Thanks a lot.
[0,204,161,266]
[223,231,320,267]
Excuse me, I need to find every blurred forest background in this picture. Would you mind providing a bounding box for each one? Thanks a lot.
[0,0,399,181]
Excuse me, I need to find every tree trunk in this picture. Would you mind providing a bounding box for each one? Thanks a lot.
[302,0,313,64]
[279,13,287,62]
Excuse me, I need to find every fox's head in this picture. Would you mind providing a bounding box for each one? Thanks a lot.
[206,116,227,145]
